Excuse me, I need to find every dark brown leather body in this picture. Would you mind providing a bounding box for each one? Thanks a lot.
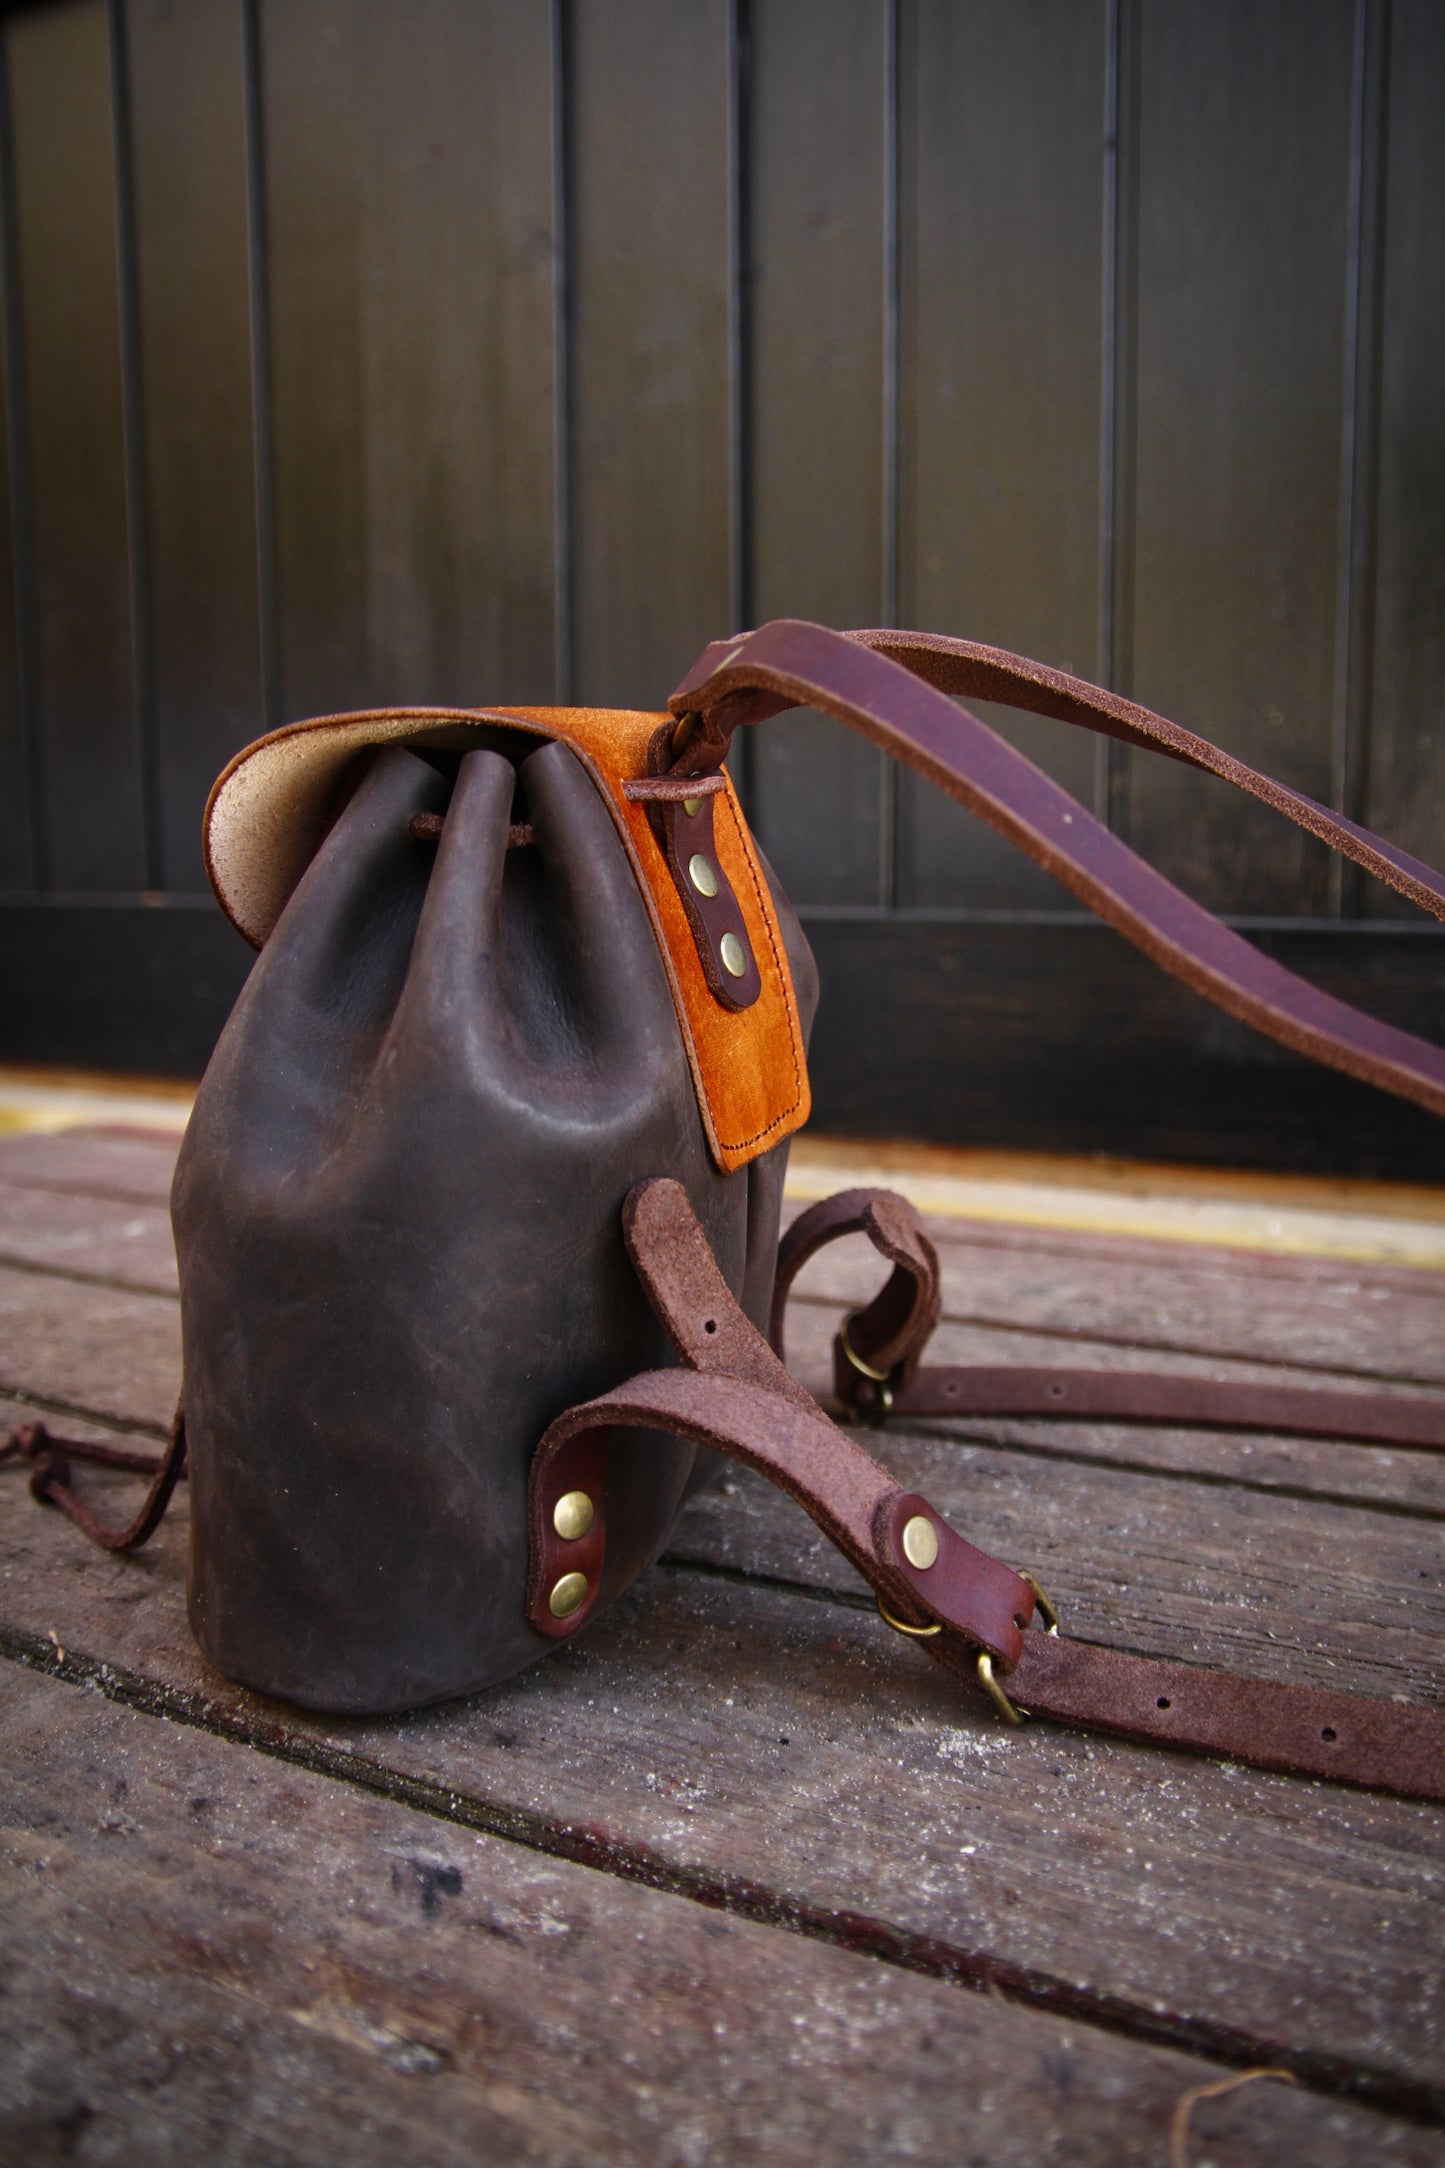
[171,735,817,1714]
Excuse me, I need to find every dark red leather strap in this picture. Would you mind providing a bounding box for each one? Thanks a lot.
[1007,1633,1445,1798]
[667,621,1445,1119]
[527,1180,1035,1668]
[527,1180,1445,1803]
[777,1192,1445,1450]
[767,1187,941,1391]
[883,1367,1445,1449]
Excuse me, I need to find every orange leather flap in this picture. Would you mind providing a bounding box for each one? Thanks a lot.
[202,703,810,1174]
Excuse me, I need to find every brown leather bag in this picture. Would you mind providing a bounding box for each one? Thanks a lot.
[9,621,1444,1800]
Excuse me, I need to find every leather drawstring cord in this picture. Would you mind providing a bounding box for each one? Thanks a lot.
[0,1400,187,1552]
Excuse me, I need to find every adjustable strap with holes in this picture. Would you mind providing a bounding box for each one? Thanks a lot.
[774,1191,1445,1451]
[526,1177,1445,1804]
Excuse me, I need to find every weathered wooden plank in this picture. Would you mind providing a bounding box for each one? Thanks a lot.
[261,0,559,722]
[125,0,264,892]
[1123,0,1354,913]
[745,0,891,905]
[4,0,144,890]
[5,1135,1443,1507]
[8,1664,1432,2168]
[4,1127,1441,1508]
[1363,0,1445,910]
[9,1129,1442,1389]
[898,0,1106,911]
[2,1465,1442,2105]
[0,1182,175,1294]
[780,1300,1445,1515]
[0,1127,180,1207]
[568,0,733,703]
[780,1205,1445,1382]
[0,1264,178,1430]
[4,1202,1440,1513]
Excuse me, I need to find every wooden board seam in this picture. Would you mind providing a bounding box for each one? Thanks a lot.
[0,1619,1438,2129]
[787,1289,1445,1394]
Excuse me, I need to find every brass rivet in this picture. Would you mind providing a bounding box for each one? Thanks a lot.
[549,1571,589,1619]
[901,1514,939,1570]
[719,931,747,978]
[688,852,719,898]
[553,1490,595,1541]
[682,796,702,817]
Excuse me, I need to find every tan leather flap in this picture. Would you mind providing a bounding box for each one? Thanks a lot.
[203,705,810,1173]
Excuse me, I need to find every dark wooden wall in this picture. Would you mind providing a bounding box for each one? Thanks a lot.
[1,0,1443,1174]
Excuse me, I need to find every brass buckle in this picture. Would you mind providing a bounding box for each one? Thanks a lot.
[875,1566,1062,1728]
[875,1596,942,1638]
[1018,1570,1060,1636]
[975,1569,1061,1725]
[838,1313,894,1423]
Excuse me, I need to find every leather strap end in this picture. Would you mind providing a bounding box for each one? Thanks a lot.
[1009,1633,1445,1803]
[875,1490,1031,1669]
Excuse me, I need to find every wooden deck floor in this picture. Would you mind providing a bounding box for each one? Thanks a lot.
[1,1121,1442,2165]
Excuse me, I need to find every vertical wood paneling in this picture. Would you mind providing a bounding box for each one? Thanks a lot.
[1362,0,1445,918]
[0,141,28,890]
[1123,1,1356,915]
[126,0,262,891]
[0,0,1443,1149]
[746,0,891,906]
[568,0,734,705]
[897,0,1108,910]
[261,0,559,723]
[6,0,143,891]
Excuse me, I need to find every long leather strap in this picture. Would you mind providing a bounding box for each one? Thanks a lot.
[775,1192,1445,1451]
[526,1179,1445,1804]
[666,620,1445,1119]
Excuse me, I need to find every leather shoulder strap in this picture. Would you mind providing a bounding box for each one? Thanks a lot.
[667,621,1445,1120]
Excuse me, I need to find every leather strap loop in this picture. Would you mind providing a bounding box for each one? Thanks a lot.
[790,1185,1445,1451]
[674,620,1445,919]
[668,621,1445,1120]
[771,1188,940,1392]
[527,1179,1034,1665]
[532,1178,1445,1804]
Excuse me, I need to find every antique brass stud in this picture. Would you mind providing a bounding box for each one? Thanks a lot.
[719,932,747,978]
[682,796,702,817]
[549,1571,589,1619]
[689,853,719,898]
[901,1514,939,1570]
[553,1490,595,1541]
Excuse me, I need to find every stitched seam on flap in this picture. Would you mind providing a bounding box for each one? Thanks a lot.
[713,785,807,1154]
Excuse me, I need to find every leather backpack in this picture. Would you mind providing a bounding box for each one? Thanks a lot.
[8,621,1444,1801]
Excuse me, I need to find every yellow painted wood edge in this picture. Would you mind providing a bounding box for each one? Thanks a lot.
[3,1074,1442,1270]
[784,1141,1445,1273]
